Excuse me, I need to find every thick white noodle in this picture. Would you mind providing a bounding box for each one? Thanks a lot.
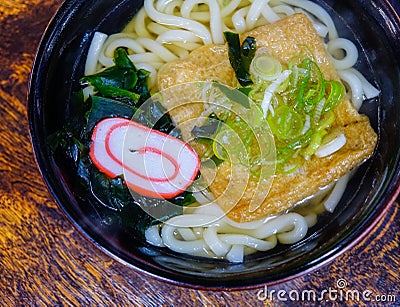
[164,44,190,59]
[346,68,380,99]
[155,0,170,11]
[145,209,310,261]
[165,1,185,15]
[271,4,296,17]
[156,29,202,44]
[203,226,231,256]
[156,0,181,12]
[145,224,165,247]
[259,0,281,24]
[232,6,249,33]
[312,22,329,38]
[303,213,317,228]
[277,0,338,39]
[276,214,308,244]
[315,133,347,158]
[293,8,329,37]
[327,38,359,70]
[221,0,242,17]
[181,0,224,44]
[144,0,213,44]
[219,234,278,251]
[161,224,207,253]
[172,41,203,51]
[135,37,179,62]
[247,0,268,29]
[338,70,364,110]
[147,22,171,35]
[247,213,308,240]
[323,173,350,213]
[102,51,163,68]
[226,244,244,263]
[133,7,152,38]
[164,213,220,227]
[103,36,146,55]
[193,203,275,229]
[85,32,108,75]
[177,227,198,241]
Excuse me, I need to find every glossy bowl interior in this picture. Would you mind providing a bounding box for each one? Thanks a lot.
[29,0,400,289]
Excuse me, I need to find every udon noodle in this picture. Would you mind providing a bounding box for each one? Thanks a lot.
[84,0,379,262]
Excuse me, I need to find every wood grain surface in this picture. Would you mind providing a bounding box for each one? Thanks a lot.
[0,1,399,306]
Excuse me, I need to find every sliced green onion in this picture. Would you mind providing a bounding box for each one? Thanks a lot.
[195,139,215,162]
[250,55,282,81]
[294,58,312,108]
[305,60,325,105]
[317,111,335,131]
[283,130,313,150]
[315,132,346,158]
[302,130,327,158]
[261,70,292,117]
[212,126,244,162]
[213,49,347,174]
[324,81,345,112]
[294,58,325,110]
[281,156,301,174]
[248,82,268,102]
[267,105,304,141]
[275,148,300,174]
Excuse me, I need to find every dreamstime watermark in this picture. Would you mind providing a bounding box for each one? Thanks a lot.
[256,278,397,303]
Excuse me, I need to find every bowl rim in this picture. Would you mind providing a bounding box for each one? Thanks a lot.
[28,0,400,290]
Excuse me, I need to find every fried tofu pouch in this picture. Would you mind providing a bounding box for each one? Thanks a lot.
[157,13,378,223]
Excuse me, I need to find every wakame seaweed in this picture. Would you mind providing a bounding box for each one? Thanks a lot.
[213,82,250,109]
[81,48,150,106]
[224,32,256,87]
[48,48,195,236]
[191,116,221,140]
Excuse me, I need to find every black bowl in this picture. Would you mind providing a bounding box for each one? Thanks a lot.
[28,0,400,289]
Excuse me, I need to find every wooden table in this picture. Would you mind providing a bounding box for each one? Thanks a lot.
[0,1,399,305]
